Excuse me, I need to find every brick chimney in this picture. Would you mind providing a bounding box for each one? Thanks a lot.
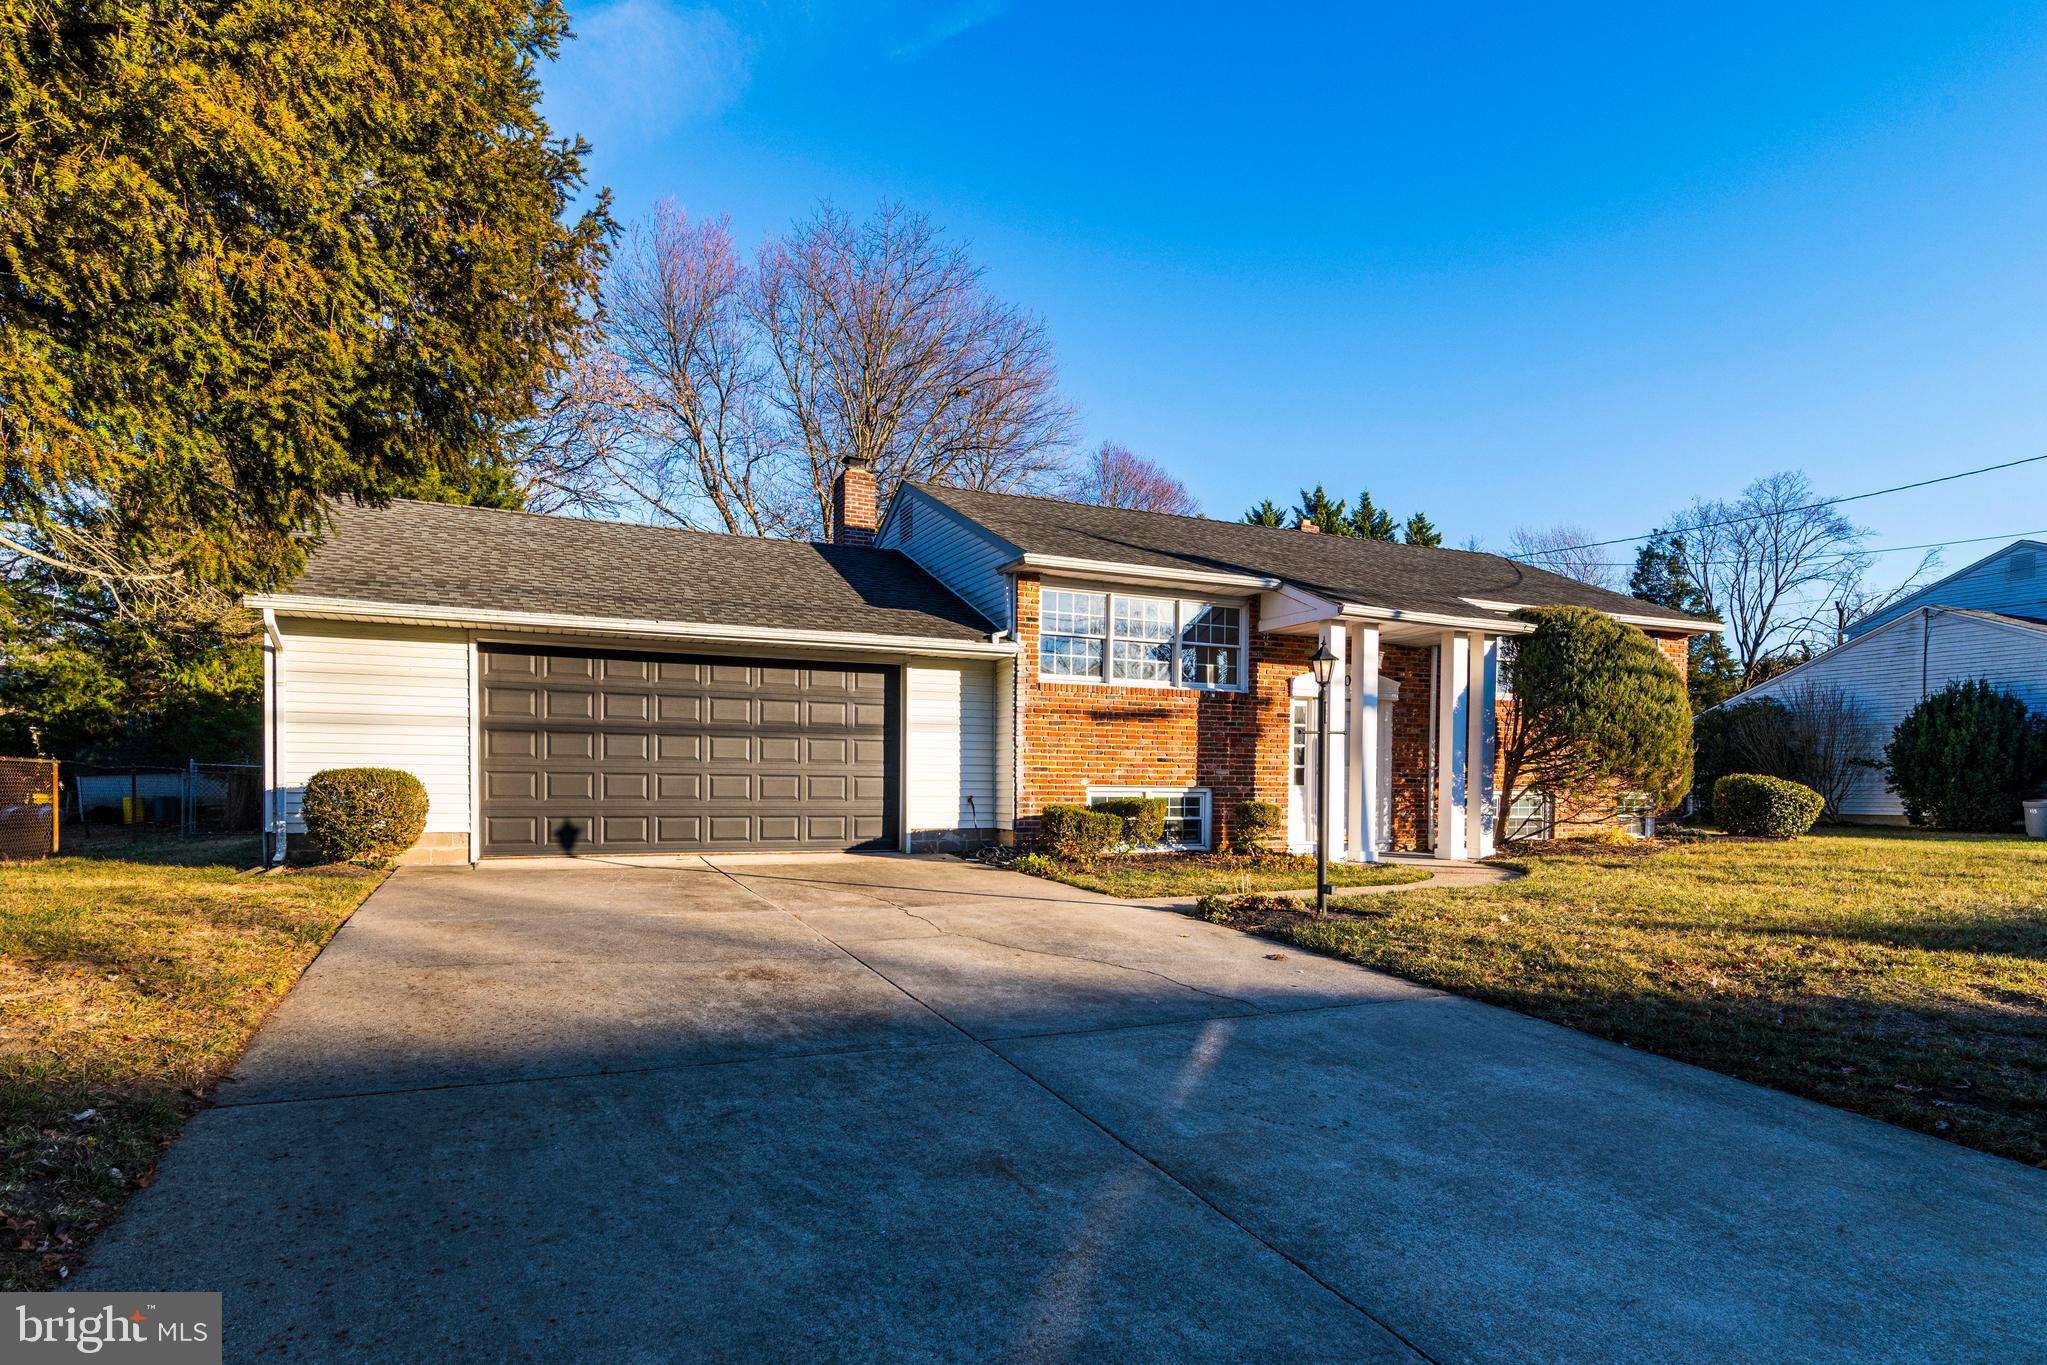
[831,454,877,547]
[1298,519,1320,533]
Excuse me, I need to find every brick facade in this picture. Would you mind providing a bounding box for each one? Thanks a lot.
[1013,575,1309,848]
[1012,569,1698,852]
[1381,644,1435,852]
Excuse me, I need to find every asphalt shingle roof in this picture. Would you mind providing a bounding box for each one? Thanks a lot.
[285,499,998,642]
[911,484,1705,629]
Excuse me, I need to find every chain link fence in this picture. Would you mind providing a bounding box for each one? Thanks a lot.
[62,761,264,847]
[0,756,59,861]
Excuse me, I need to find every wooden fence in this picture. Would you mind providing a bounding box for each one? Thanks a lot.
[0,756,59,861]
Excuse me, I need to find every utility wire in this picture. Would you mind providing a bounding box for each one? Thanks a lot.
[1562,525,2047,570]
[1511,452,2047,557]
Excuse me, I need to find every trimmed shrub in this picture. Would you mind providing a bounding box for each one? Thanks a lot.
[1882,680,2047,831]
[1038,804,1123,859]
[301,767,429,866]
[1089,796,1167,847]
[1712,773,1824,838]
[1230,799,1284,850]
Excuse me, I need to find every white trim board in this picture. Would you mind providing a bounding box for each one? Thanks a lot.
[244,594,1017,659]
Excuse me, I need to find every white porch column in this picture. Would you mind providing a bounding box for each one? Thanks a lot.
[1346,623,1380,862]
[1433,630,1470,860]
[1317,622,1348,862]
[1464,630,1487,860]
[1482,630,1498,855]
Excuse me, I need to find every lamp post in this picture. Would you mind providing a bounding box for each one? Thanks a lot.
[1308,640,1337,915]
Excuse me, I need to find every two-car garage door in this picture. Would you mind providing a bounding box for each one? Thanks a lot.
[478,645,898,856]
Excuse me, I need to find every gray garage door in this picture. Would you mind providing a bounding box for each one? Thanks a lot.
[478,645,898,856]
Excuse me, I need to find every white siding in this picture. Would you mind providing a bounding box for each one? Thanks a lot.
[1737,609,2047,816]
[880,488,1016,630]
[1848,541,2047,637]
[277,619,472,834]
[906,660,1000,836]
[991,656,1017,827]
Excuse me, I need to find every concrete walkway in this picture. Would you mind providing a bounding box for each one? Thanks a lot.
[76,855,2047,1361]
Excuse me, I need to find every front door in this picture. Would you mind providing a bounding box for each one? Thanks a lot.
[1288,698,1317,851]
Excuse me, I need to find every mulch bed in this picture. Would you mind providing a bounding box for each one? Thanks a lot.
[1190,892,1389,937]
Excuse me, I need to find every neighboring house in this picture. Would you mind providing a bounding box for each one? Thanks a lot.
[1711,541,2047,822]
[1843,539,2047,638]
[249,461,1715,864]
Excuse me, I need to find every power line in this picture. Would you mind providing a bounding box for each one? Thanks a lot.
[1510,452,2047,558]
[1563,526,2047,570]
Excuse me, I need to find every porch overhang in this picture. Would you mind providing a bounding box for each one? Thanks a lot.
[1256,583,1532,642]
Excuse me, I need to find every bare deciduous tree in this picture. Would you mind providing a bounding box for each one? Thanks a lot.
[605,205,796,535]
[1828,550,1943,643]
[504,349,637,518]
[1506,524,1622,590]
[1064,442,1200,515]
[753,202,1073,531]
[1669,471,1868,685]
[1710,681,1877,819]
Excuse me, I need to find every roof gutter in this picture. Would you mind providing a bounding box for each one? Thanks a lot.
[1459,598,1726,635]
[1000,554,1281,592]
[1333,601,1536,635]
[243,594,1020,659]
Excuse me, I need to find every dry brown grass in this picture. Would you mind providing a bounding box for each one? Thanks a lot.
[1,837,381,1287]
[1265,828,2047,1166]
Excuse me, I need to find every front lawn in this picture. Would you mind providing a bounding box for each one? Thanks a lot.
[1021,850,1432,899]
[1224,829,2047,1166]
[1,837,382,1288]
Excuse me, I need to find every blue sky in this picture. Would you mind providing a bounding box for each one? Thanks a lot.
[542,1,2047,588]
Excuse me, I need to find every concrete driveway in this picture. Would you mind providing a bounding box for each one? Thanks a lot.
[78,855,2047,1361]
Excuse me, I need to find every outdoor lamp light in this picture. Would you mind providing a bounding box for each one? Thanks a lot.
[1307,641,1337,913]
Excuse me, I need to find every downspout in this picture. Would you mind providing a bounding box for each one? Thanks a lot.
[261,609,286,865]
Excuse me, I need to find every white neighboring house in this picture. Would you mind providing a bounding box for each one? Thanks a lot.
[1716,540,2047,822]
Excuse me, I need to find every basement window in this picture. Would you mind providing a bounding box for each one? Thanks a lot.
[1504,790,1553,842]
[1087,785,1212,851]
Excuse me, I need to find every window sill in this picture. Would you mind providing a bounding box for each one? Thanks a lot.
[1034,674,1249,695]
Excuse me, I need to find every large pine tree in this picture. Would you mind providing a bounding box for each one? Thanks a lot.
[1,0,613,588]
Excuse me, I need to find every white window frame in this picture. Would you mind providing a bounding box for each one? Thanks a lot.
[1494,639,1517,699]
[1085,784,1213,851]
[1505,789,1553,842]
[1037,588,1248,693]
[1616,791,1656,839]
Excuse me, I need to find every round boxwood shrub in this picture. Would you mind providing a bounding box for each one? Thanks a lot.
[1088,796,1167,847]
[1881,679,2047,831]
[300,767,429,866]
[1037,804,1123,860]
[1231,799,1284,850]
[1712,773,1824,838]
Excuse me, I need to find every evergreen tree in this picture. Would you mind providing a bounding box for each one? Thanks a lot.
[1295,486,1356,535]
[1350,489,1398,540]
[1402,512,1443,546]
[1,0,613,589]
[1630,531,1741,711]
[1243,499,1288,527]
